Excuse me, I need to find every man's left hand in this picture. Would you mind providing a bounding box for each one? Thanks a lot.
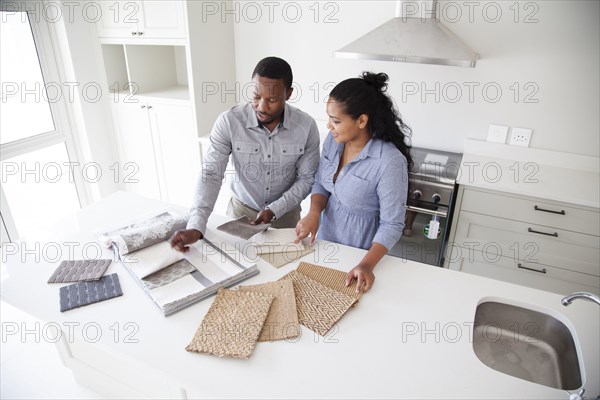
[251,209,274,225]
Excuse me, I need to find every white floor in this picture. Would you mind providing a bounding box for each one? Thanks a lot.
[0,301,104,399]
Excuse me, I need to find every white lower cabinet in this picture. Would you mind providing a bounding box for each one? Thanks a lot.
[446,187,600,295]
[113,99,199,206]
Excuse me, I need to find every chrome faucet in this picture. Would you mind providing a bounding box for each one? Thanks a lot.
[561,292,600,306]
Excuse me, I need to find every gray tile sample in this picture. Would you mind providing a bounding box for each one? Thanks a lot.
[59,273,123,312]
[48,259,112,283]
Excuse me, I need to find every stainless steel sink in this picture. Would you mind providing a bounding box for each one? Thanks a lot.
[473,301,582,390]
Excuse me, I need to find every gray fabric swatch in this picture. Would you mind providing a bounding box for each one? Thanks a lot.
[216,216,270,240]
[59,273,123,312]
[190,269,214,287]
[142,259,197,290]
[48,259,111,283]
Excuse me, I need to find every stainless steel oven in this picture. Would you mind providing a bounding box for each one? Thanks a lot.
[389,147,463,266]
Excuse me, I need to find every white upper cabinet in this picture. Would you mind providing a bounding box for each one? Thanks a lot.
[96,1,186,40]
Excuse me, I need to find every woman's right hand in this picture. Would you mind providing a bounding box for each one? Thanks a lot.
[169,229,203,253]
[294,211,320,245]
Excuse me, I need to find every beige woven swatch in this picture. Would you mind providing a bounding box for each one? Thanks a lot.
[259,247,315,269]
[296,262,362,300]
[185,288,274,359]
[238,280,300,342]
[280,270,356,336]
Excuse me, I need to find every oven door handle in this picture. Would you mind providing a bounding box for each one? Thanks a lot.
[406,205,447,218]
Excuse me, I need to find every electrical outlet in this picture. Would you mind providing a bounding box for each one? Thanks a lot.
[487,124,509,144]
[509,127,532,147]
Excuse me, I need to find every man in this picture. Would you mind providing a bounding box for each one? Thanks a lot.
[171,56,320,252]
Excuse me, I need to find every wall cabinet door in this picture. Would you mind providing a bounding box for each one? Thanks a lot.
[97,0,185,39]
[149,103,199,207]
[114,102,162,200]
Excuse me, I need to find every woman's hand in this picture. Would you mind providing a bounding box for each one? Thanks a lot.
[294,211,320,245]
[345,264,375,293]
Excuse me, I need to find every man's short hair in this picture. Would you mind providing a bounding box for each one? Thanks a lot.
[252,57,293,89]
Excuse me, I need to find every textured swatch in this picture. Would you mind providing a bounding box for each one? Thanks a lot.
[48,259,111,283]
[239,280,300,342]
[259,247,315,269]
[280,270,356,336]
[142,258,197,289]
[59,273,123,312]
[216,216,270,240]
[186,288,274,358]
[296,262,362,300]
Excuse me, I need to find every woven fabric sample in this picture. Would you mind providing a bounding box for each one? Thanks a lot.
[59,273,123,312]
[250,228,305,254]
[142,258,197,289]
[280,270,356,336]
[239,280,300,342]
[216,216,270,240]
[186,288,274,358]
[296,262,362,300]
[259,247,315,269]
[48,259,111,283]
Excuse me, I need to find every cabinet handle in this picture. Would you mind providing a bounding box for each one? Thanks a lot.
[518,263,547,274]
[141,105,146,109]
[528,227,558,237]
[534,205,565,215]
[147,105,153,109]
[131,32,138,36]
[138,31,144,36]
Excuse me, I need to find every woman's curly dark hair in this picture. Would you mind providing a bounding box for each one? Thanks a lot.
[329,72,413,172]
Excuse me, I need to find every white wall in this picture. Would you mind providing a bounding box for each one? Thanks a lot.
[232,0,600,156]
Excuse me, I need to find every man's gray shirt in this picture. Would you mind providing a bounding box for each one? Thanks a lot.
[187,102,320,234]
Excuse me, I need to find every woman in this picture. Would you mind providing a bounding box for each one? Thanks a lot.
[295,72,413,293]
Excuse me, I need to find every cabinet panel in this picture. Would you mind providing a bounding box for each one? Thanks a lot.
[455,251,600,296]
[454,211,600,276]
[461,188,599,236]
[96,1,142,38]
[139,1,186,38]
[149,103,199,207]
[114,102,162,200]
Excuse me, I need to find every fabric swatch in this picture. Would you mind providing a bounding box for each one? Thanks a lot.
[124,241,184,279]
[47,259,111,283]
[250,228,305,254]
[259,247,315,269]
[239,280,300,342]
[59,273,123,312]
[100,211,187,255]
[142,258,197,290]
[186,288,274,359]
[296,262,362,301]
[216,216,270,240]
[280,270,356,336]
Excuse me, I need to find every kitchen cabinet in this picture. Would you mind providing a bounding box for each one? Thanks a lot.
[446,186,600,295]
[112,99,199,206]
[96,0,236,205]
[96,0,186,40]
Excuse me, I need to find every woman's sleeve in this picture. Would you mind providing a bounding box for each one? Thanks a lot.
[372,153,409,250]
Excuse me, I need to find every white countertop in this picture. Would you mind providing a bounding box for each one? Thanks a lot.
[457,139,600,208]
[1,191,598,399]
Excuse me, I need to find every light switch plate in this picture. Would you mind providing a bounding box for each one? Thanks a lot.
[509,127,532,147]
[487,124,509,144]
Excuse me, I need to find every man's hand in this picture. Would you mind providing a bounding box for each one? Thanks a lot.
[169,229,202,253]
[294,211,320,245]
[251,209,274,225]
[345,264,375,293]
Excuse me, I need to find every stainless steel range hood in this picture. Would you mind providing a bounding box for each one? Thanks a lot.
[334,1,479,68]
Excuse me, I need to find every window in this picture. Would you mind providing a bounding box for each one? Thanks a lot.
[1,9,84,242]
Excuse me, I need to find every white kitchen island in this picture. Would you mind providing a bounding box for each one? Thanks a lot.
[1,191,598,399]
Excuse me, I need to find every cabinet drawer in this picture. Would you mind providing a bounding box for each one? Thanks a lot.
[461,188,600,236]
[452,211,600,276]
[451,251,600,296]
